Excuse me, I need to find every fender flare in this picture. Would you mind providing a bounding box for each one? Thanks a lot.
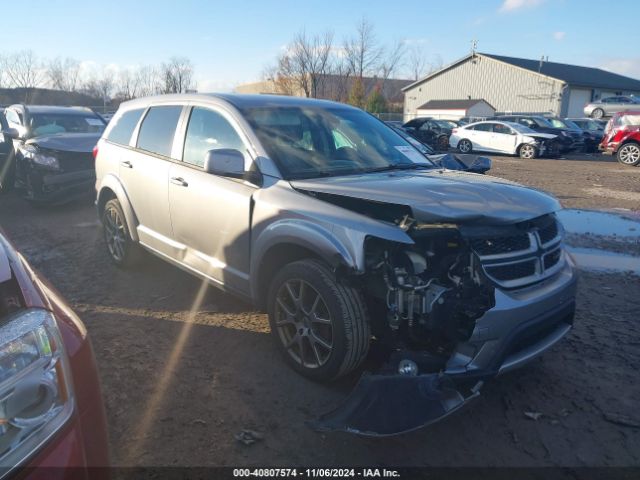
[250,219,359,301]
[96,174,139,241]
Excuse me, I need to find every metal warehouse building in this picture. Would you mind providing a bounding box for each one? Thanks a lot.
[403,52,640,120]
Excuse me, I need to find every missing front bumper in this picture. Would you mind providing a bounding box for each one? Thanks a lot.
[310,374,481,437]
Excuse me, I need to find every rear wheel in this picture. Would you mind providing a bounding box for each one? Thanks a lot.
[101,198,142,267]
[457,139,472,153]
[591,108,604,119]
[267,259,370,381]
[518,143,538,159]
[617,142,640,166]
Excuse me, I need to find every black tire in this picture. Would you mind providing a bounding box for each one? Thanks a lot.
[437,135,449,151]
[616,142,640,166]
[591,108,604,119]
[101,198,142,267]
[457,139,472,153]
[518,143,538,159]
[267,259,370,381]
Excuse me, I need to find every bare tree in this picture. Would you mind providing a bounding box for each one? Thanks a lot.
[2,50,45,89]
[47,57,80,91]
[407,45,429,81]
[266,29,334,98]
[116,68,141,100]
[136,65,162,97]
[161,57,194,94]
[343,17,383,80]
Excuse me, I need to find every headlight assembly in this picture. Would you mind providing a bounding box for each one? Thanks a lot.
[0,309,74,470]
[18,146,60,170]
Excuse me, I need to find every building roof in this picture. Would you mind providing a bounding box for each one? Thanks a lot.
[482,53,640,91]
[416,99,495,111]
[403,53,640,92]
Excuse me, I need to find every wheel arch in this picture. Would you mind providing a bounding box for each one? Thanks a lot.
[96,174,139,241]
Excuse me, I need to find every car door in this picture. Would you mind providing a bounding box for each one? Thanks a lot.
[119,104,184,257]
[470,123,494,151]
[168,105,256,293]
[491,123,518,154]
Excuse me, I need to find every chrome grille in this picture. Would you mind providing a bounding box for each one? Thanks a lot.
[468,214,565,289]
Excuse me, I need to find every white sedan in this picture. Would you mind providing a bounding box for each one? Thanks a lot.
[449,120,558,159]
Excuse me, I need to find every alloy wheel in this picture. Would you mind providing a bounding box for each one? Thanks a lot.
[103,205,127,262]
[618,144,640,165]
[459,140,471,153]
[520,144,535,159]
[274,279,333,369]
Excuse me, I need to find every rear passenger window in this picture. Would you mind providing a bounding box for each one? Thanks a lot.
[136,106,183,157]
[106,109,144,146]
[183,107,245,167]
[473,123,493,132]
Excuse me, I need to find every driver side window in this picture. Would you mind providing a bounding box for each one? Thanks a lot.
[183,107,246,168]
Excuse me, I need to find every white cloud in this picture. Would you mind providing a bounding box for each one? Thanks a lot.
[553,31,566,41]
[498,0,544,13]
[599,57,640,80]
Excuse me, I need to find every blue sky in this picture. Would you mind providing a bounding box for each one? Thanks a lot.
[4,0,640,91]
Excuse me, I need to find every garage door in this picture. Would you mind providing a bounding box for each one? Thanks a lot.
[567,88,592,117]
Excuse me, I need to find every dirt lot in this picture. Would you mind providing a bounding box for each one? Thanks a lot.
[1,153,639,468]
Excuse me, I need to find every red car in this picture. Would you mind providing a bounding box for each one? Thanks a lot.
[0,232,109,478]
[599,110,640,166]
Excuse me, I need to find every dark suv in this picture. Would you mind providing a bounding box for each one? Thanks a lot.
[4,105,106,203]
[402,117,452,151]
[494,115,577,153]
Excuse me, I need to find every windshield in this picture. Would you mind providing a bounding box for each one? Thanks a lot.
[243,106,435,179]
[532,117,554,127]
[547,118,569,129]
[433,120,455,129]
[562,119,581,130]
[28,112,106,138]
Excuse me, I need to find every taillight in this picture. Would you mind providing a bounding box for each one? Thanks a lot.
[92,144,98,159]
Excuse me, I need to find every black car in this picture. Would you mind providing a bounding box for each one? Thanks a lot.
[494,115,577,153]
[4,105,106,203]
[566,117,605,152]
[545,117,588,152]
[402,117,452,151]
[0,111,16,192]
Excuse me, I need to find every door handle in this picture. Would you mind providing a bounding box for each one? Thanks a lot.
[170,177,188,187]
[121,160,133,168]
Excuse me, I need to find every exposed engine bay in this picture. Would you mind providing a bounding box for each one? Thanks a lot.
[305,190,567,436]
[362,218,495,373]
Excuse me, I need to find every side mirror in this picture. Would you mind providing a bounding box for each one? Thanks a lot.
[2,128,19,140]
[204,148,245,178]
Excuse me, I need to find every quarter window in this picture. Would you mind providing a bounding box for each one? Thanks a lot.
[183,107,245,167]
[106,108,145,146]
[137,106,183,157]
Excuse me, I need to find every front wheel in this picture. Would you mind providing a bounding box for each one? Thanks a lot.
[457,139,472,153]
[617,143,640,166]
[518,143,538,159]
[101,198,142,267]
[267,259,370,381]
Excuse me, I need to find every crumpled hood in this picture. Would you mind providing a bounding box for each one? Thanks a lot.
[523,132,557,140]
[27,133,101,153]
[291,170,560,225]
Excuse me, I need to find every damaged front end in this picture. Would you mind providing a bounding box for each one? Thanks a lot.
[314,213,498,436]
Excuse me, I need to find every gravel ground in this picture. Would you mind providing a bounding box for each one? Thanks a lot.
[0,153,639,468]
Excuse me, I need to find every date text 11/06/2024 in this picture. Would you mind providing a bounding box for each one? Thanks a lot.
[232,469,401,478]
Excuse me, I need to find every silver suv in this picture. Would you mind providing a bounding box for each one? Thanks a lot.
[95,94,577,435]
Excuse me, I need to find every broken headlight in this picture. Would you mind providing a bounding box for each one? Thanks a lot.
[0,309,74,469]
[18,146,59,170]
